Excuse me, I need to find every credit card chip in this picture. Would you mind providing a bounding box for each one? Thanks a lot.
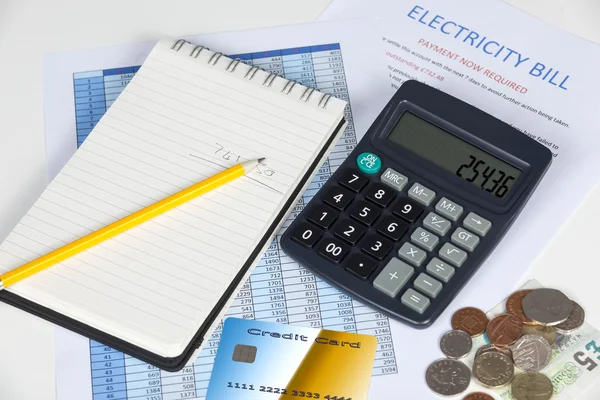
[232,344,257,363]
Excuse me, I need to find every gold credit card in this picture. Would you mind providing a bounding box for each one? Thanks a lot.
[206,318,378,400]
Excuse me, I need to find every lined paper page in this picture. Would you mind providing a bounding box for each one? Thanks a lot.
[0,39,346,357]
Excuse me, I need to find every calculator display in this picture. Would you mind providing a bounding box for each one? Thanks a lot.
[388,112,521,199]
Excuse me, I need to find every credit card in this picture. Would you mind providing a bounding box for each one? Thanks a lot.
[206,318,378,400]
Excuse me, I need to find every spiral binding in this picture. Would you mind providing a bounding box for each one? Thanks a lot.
[170,39,332,108]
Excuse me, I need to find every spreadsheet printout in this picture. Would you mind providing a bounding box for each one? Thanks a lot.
[43,19,398,400]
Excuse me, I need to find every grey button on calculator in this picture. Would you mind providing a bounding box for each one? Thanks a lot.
[451,227,480,251]
[373,258,414,297]
[401,288,430,314]
[439,243,468,267]
[408,183,436,206]
[398,242,426,266]
[435,197,464,221]
[426,258,455,282]
[381,168,408,191]
[414,273,443,298]
[423,212,451,236]
[410,227,439,251]
[463,212,492,236]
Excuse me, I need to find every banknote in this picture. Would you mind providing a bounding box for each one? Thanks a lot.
[464,280,600,399]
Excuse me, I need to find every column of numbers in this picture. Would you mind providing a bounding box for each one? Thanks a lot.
[74,71,106,147]
[90,341,127,400]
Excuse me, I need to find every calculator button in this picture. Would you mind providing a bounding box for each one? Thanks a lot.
[365,183,396,208]
[439,243,468,267]
[349,201,381,226]
[322,186,354,211]
[392,197,424,223]
[398,242,427,266]
[290,223,323,249]
[401,288,430,314]
[451,227,480,252]
[435,197,464,221]
[373,258,414,297]
[333,219,367,245]
[426,258,455,283]
[338,169,368,192]
[375,216,409,241]
[360,234,393,260]
[414,273,443,298]
[410,227,439,251]
[463,212,492,236]
[423,212,451,236]
[345,253,377,280]
[408,183,436,206]
[356,152,382,174]
[380,167,408,191]
[317,237,350,264]
[307,204,338,229]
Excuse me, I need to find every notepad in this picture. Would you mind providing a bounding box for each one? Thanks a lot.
[0,38,347,369]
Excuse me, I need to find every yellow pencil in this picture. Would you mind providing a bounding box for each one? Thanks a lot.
[0,158,264,290]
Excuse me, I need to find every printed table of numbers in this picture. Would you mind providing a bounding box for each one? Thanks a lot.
[74,43,398,400]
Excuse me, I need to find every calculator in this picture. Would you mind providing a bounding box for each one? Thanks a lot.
[280,80,552,327]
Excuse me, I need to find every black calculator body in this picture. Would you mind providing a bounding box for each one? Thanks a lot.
[281,80,552,328]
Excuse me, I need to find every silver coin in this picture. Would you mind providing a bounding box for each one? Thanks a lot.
[426,358,471,396]
[556,300,585,334]
[512,334,552,372]
[522,288,572,326]
[440,330,473,359]
[473,351,514,388]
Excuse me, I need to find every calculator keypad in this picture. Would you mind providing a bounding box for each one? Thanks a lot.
[287,161,493,321]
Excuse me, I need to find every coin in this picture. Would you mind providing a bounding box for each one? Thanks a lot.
[486,314,523,347]
[475,343,513,361]
[452,307,489,337]
[463,393,494,400]
[426,358,471,396]
[511,372,553,400]
[522,288,572,326]
[473,351,514,387]
[512,334,552,372]
[522,324,557,346]
[506,289,536,325]
[441,330,473,359]
[556,300,585,334]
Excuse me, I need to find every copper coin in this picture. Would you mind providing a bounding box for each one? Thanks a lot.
[486,314,523,347]
[452,307,489,337]
[464,393,494,400]
[506,290,536,325]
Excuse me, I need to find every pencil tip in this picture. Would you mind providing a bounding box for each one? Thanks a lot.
[258,157,265,163]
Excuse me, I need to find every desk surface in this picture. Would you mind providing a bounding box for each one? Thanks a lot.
[1,0,600,399]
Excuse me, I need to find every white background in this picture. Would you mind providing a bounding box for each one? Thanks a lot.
[1,0,600,399]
